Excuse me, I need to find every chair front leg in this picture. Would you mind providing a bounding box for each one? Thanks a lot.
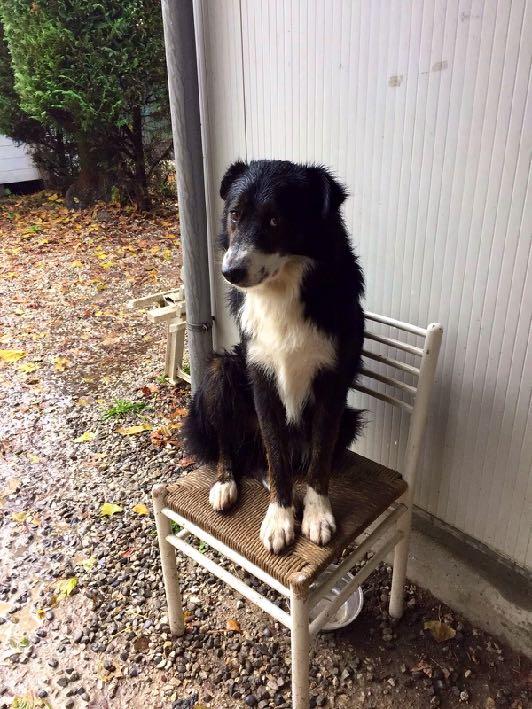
[290,582,310,709]
[389,491,412,619]
[152,484,184,636]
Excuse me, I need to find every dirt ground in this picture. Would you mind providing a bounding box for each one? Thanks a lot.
[0,192,530,709]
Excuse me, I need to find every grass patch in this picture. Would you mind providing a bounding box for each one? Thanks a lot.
[171,520,182,534]
[103,399,148,419]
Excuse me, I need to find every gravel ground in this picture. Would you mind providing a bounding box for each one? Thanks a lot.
[0,193,530,709]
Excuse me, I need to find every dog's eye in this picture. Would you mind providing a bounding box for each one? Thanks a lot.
[270,216,279,227]
[230,210,240,223]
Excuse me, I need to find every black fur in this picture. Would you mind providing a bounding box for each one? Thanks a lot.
[184,160,365,545]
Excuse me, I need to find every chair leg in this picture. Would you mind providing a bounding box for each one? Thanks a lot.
[290,585,310,709]
[152,484,185,636]
[389,507,412,619]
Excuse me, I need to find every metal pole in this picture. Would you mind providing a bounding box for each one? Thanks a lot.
[161,0,212,391]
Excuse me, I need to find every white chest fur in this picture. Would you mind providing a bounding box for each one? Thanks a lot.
[240,259,336,424]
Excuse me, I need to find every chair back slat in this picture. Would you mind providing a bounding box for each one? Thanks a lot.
[351,315,442,423]
[361,348,420,377]
[365,331,424,357]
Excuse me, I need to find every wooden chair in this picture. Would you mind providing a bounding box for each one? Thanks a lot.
[152,313,443,709]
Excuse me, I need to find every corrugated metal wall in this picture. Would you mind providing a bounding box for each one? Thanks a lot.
[194,0,532,569]
[0,135,40,184]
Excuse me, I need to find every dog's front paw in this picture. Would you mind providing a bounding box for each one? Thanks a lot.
[260,503,295,554]
[209,479,238,511]
[302,488,336,546]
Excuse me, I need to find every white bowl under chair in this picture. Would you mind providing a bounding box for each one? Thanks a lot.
[152,312,443,709]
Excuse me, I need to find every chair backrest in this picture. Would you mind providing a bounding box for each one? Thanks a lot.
[351,312,443,495]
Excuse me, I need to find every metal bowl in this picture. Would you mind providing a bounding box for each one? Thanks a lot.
[309,563,364,631]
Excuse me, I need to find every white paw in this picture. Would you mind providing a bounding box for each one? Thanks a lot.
[302,488,336,546]
[209,480,238,511]
[260,503,295,554]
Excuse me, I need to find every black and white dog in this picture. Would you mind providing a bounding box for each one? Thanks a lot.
[184,160,365,554]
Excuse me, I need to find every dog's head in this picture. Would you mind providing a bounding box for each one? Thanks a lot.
[218,160,347,288]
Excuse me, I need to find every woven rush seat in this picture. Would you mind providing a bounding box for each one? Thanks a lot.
[166,451,407,592]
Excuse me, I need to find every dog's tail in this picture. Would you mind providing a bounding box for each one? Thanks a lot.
[336,407,366,454]
[182,344,252,464]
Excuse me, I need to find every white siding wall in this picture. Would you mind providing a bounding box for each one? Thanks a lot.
[0,135,40,184]
[194,0,532,569]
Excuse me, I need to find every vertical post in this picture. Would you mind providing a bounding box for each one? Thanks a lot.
[152,484,184,636]
[161,0,212,391]
[290,582,310,709]
[389,323,443,618]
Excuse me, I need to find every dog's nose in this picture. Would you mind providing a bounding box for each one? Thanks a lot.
[222,265,247,285]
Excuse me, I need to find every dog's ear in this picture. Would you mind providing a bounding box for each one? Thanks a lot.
[306,166,347,218]
[220,160,248,200]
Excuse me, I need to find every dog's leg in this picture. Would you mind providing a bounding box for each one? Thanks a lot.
[185,347,257,512]
[302,376,346,546]
[251,367,295,554]
[209,436,238,511]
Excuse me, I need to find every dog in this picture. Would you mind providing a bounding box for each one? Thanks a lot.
[184,159,365,554]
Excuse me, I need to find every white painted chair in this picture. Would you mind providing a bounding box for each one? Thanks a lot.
[152,313,443,709]
[128,285,190,385]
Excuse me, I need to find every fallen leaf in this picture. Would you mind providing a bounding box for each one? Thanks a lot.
[74,431,96,443]
[150,425,180,447]
[133,635,150,652]
[36,608,46,620]
[424,620,456,643]
[226,618,241,632]
[2,477,21,495]
[169,407,188,419]
[79,556,97,571]
[53,355,70,371]
[0,349,26,363]
[100,502,123,517]
[116,423,153,436]
[132,503,149,516]
[18,362,40,373]
[71,260,83,268]
[411,658,433,677]
[180,455,196,467]
[138,384,159,398]
[54,577,78,600]
[11,511,27,523]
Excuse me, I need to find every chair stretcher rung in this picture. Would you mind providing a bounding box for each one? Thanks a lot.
[162,508,291,597]
[167,533,291,629]
[309,504,407,607]
[309,530,403,636]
